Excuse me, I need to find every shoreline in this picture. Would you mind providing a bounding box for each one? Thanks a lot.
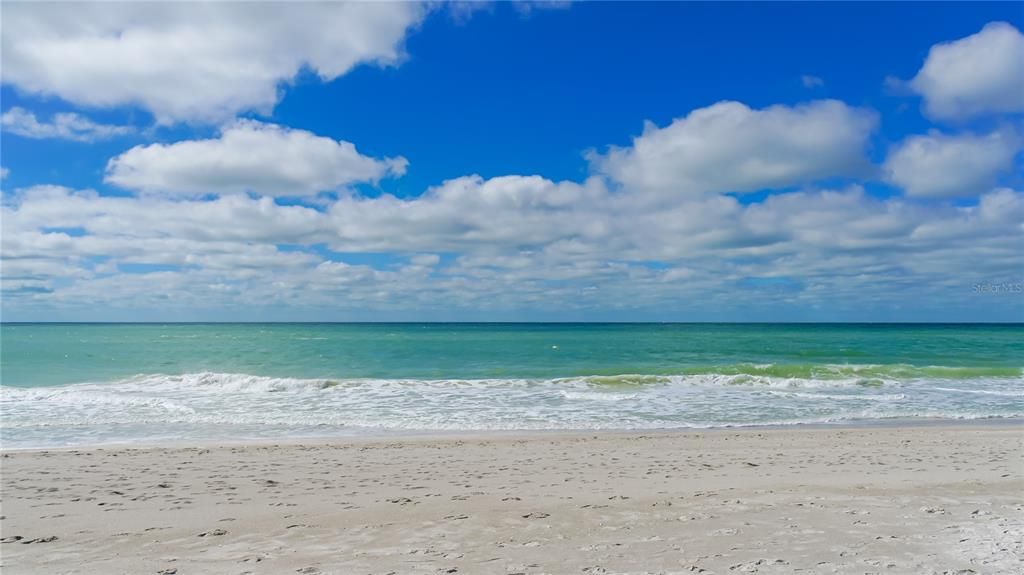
[3,424,1021,574]
[3,416,1021,453]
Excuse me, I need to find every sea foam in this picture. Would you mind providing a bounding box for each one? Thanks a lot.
[2,368,1021,448]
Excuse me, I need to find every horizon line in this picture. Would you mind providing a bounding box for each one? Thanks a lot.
[2,321,1022,326]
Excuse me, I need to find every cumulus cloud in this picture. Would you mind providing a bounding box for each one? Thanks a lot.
[909,21,1024,121]
[105,120,407,197]
[4,176,1021,319]
[5,95,1021,319]
[324,175,612,252]
[591,100,877,197]
[883,129,1021,198]
[0,2,426,124]
[2,107,134,142]
[1,36,1020,324]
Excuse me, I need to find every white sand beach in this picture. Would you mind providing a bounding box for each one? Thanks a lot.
[1,424,1021,574]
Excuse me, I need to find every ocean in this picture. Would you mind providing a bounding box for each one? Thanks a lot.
[1,323,1021,448]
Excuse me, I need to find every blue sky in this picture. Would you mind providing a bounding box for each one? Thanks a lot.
[1,2,1023,322]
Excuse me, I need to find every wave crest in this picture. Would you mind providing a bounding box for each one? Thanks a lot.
[2,368,1021,448]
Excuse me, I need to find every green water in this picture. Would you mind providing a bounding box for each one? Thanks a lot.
[2,323,1021,387]
[1,323,1021,447]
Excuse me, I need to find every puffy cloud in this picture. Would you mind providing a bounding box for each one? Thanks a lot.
[1,107,134,142]
[105,120,407,197]
[2,185,331,245]
[4,177,1021,319]
[591,100,877,197]
[325,175,611,252]
[1,68,1020,319]
[909,22,1024,121]
[0,2,426,124]
[883,129,1021,198]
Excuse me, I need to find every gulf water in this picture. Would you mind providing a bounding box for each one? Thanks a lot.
[2,323,1021,448]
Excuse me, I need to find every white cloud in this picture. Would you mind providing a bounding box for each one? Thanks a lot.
[324,175,611,252]
[2,87,1021,319]
[801,75,824,88]
[1,107,134,142]
[909,21,1024,121]
[4,176,1021,318]
[591,100,877,197]
[0,2,426,124]
[884,129,1021,198]
[1,168,8,179]
[2,185,331,246]
[445,1,568,25]
[105,120,407,197]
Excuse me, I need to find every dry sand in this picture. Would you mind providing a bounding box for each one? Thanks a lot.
[1,424,1021,574]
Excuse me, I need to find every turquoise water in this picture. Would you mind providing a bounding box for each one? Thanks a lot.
[2,323,1022,447]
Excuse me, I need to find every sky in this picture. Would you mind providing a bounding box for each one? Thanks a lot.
[1,1,1022,322]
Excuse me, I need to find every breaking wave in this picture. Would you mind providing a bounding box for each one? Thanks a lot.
[2,367,1021,448]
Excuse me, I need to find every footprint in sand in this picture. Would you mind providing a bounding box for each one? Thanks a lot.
[5,536,59,544]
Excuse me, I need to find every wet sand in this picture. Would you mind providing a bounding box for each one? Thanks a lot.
[1,425,1021,574]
